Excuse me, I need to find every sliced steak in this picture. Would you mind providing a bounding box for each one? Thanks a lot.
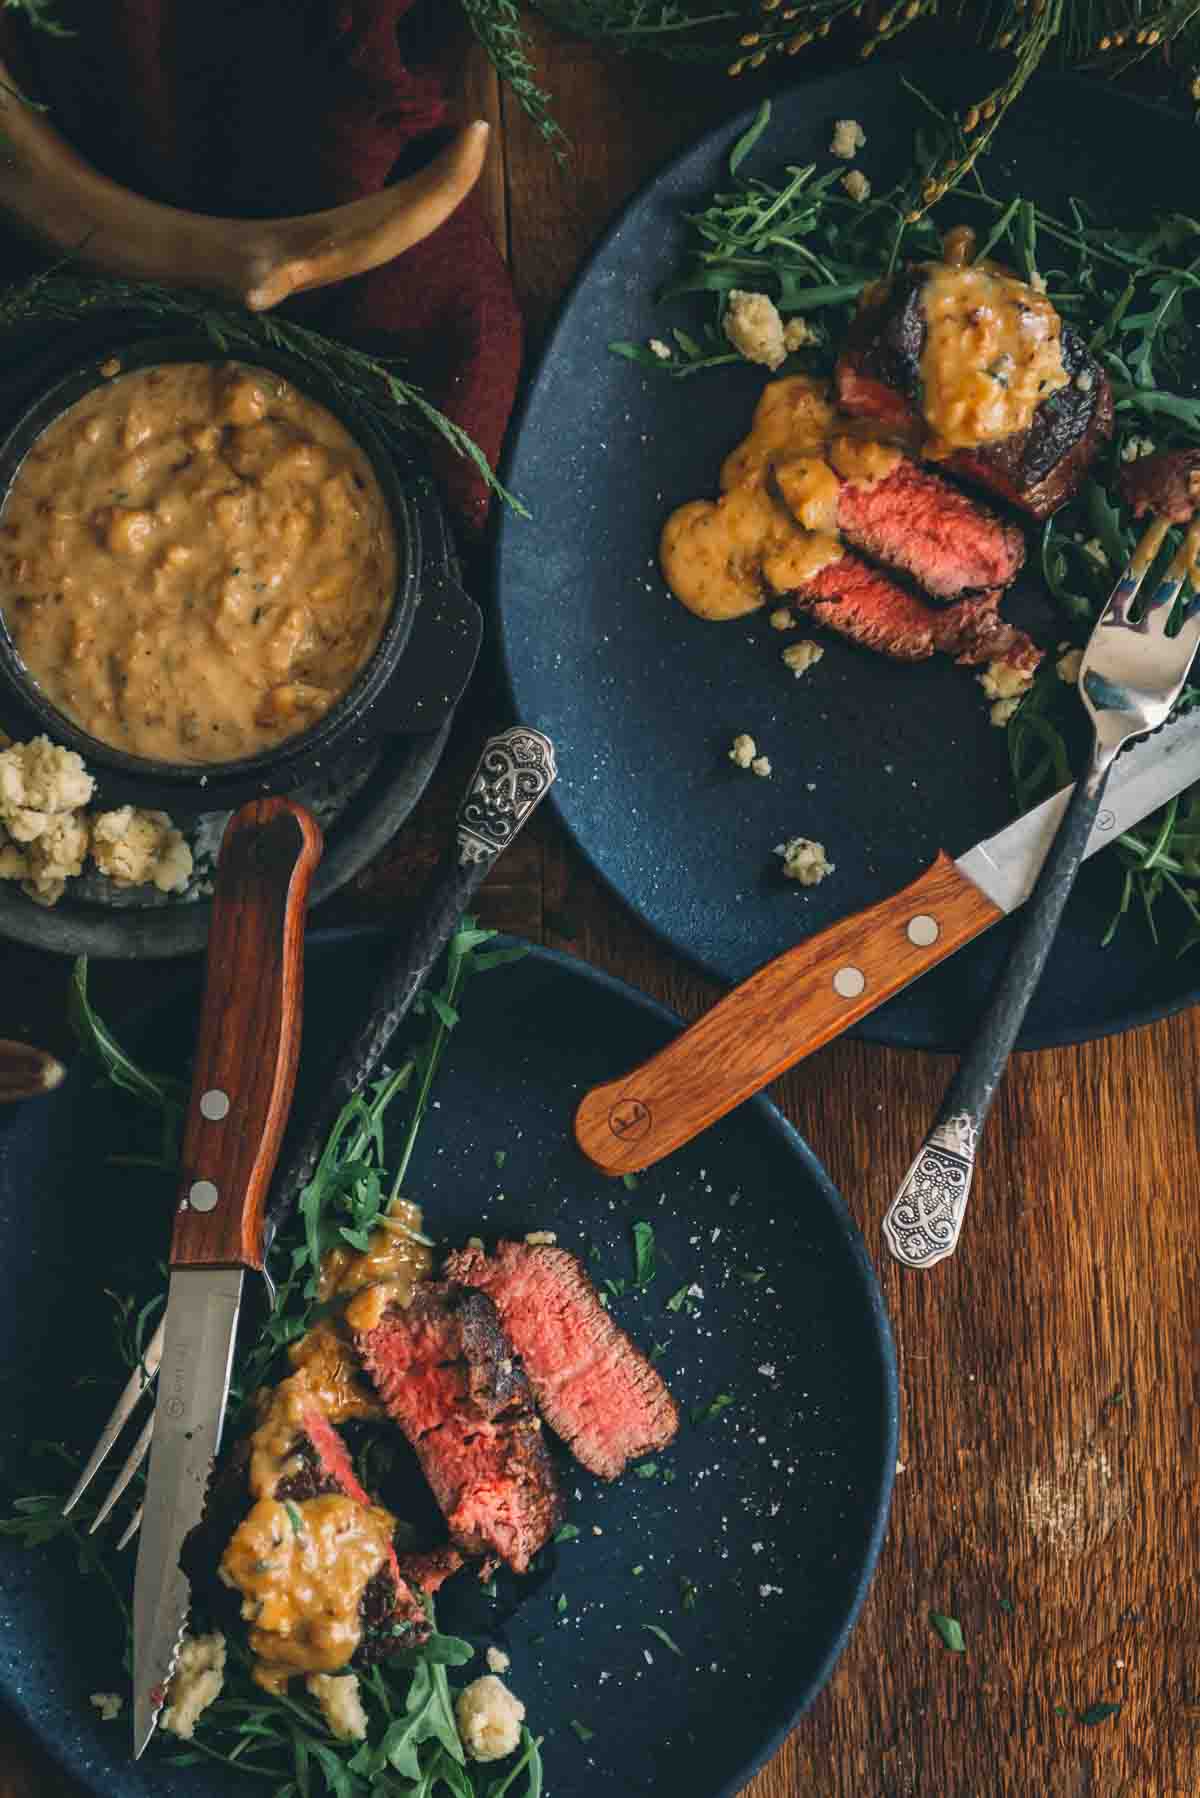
[780,548,1041,670]
[442,1242,679,1481]
[829,456,1026,599]
[1118,448,1200,523]
[835,266,1112,518]
[354,1284,564,1573]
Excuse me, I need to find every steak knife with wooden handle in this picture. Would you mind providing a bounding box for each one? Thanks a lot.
[132,798,321,1758]
[574,708,1200,1177]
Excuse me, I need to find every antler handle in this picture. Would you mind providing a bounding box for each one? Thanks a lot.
[0,68,489,311]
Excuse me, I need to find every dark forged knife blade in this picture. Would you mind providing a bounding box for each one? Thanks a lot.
[573,708,1200,1176]
[132,799,322,1757]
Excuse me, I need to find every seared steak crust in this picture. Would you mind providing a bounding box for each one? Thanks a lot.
[835,266,1113,517]
[442,1242,679,1481]
[354,1283,564,1573]
[1118,448,1200,523]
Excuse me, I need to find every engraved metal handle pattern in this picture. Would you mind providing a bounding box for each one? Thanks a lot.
[882,1114,978,1267]
[458,726,557,864]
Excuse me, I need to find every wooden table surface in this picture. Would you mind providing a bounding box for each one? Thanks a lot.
[3,18,1199,1798]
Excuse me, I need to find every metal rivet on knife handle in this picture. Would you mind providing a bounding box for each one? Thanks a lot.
[907,914,940,946]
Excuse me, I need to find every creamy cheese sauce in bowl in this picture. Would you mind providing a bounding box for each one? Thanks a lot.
[0,339,467,813]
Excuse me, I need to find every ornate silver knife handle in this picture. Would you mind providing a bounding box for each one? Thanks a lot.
[458,725,558,863]
[882,1113,978,1268]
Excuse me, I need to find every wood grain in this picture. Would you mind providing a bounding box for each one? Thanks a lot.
[170,800,322,1271]
[575,851,1005,1175]
[2,16,1200,1798]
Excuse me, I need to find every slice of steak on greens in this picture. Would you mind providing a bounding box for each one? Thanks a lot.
[441,1242,679,1481]
[354,1283,564,1574]
[781,550,1041,672]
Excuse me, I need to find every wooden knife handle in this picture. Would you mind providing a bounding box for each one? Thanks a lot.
[169,800,323,1271]
[574,852,1004,1176]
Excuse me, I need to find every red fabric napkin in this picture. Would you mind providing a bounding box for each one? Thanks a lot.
[1,0,522,536]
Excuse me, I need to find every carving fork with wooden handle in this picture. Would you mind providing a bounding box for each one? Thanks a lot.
[0,62,489,311]
[574,700,1200,1182]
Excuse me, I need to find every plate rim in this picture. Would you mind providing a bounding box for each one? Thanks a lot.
[0,924,899,1798]
[494,58,1200,1056]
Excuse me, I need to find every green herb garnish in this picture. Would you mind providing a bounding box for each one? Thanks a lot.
[691,1392,734,1425]
[1079,1702,1122,1725]
[666,1284,690,1313]
[631,1219,656,1288]
[569,1718,595,1743]
[283,1500,304,1536]
[930,1612,966,1653]
[554,1523,581,1542]
[680,1576,699,1612]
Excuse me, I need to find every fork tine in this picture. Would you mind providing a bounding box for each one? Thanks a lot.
[116,1505,143,1551]
[62,1317,165,1516]
[1102,517,1170,624]
[88,1412,155,1534]
[1140,568,1187,635]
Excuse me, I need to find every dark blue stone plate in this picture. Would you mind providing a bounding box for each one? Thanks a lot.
[0,931,897,1797]
[495,60,1200,1050]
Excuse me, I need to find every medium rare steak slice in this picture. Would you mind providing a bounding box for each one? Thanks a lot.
[829,456,1026,599]
[783,550,1041,671]
[354,1284,564,1573]
[835,266,1112,518]
[442,1242,679,1481]
[1118,448,1200,523]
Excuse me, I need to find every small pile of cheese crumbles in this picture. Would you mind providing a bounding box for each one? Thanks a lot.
[977,659,1036,728]
[0,734,193,907]
[775,836,835,887]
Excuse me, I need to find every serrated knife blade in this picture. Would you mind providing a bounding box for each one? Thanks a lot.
[132,1266,243,1757]
[574,708,1200,1175]
[128,799,323,1756]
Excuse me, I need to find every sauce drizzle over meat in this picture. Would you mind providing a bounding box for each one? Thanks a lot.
[218,1198,432,1692]
[0,362,396,764]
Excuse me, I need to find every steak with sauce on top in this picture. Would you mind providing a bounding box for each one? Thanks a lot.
[182,1375,430,1686]
[835,263,1113,519]
[442,1241,680,1481]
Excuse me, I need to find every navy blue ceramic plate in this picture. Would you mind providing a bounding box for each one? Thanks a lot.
[0,932,897,1798]
[496,60,1200,1051]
